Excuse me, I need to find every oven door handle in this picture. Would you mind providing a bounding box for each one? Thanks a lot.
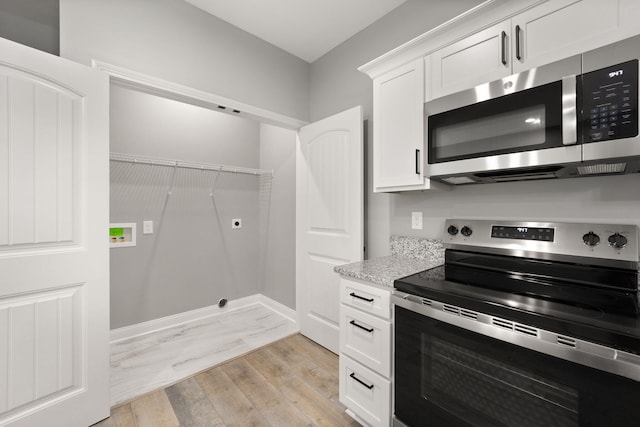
[391,291,640,382]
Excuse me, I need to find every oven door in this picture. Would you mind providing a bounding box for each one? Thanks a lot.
[425,55,581,181]
[393,301,640,427]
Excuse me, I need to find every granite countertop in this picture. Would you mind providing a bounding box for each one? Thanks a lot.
[334,236,445,287]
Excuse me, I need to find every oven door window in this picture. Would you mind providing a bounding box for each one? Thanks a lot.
[428,81,563,164]
[394,306,640,427]
[424,334,578,427]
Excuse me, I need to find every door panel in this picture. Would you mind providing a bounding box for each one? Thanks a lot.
[431,21,511,99]
[297,106,363,353]
[0,68,78,250]
[0,38,109,427]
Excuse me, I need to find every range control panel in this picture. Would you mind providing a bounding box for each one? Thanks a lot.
[444,219,639,265]
[581,59,638,143]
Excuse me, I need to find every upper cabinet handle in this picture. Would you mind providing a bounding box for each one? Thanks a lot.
[515,25,522,61]
[501,31,507,65]
[415,149,421,175]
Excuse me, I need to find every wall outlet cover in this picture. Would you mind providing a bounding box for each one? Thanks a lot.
[143,220,153,235]
[411,212,423,230]
[232,218,242,229]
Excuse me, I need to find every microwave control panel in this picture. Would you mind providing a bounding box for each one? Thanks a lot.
[581,59,638,143]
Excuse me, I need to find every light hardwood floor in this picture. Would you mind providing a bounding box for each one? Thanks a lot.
[94,334,360,427]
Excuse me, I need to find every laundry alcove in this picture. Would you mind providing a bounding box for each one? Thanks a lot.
[108,82,297,331]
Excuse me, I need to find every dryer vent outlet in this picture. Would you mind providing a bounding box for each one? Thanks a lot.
[218,298,228,308]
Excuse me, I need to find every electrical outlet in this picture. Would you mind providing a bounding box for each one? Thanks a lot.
[143,220,153,235]
[411,212,423,230]
[232,218,242,229]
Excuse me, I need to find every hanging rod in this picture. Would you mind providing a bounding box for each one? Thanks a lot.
[109,152,273,176]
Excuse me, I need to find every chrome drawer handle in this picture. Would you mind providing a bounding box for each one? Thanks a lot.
[349,292,374,302]
[349,372,374,390]
[349,320,374,333]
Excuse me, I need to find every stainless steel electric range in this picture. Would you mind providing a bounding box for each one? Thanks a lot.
[392,220,640,427]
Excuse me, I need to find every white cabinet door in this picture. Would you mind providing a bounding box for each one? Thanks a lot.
[512,0,640,73]
[296,106,363,354]
[339,355,391,427]
[431,20,512,99]
[0,39,109,426]
[340,305,391,378]
[373,59,435,192]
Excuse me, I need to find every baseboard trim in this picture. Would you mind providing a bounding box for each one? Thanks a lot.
[110,294,298,344]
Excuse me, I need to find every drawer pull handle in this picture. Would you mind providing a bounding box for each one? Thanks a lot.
[350,320,374,333]
[350,372,374,390]
[349,292,374,303]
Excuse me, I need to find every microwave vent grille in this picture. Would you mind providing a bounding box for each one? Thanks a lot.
[577,163,626,175]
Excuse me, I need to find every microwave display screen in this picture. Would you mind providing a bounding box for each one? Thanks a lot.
[581,60,638,143]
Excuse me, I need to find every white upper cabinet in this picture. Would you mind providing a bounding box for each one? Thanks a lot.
[362,0,640,192]
[373,58,443,192]
[431,20,512,99]
[512,0,640,74]
[431,0,640,99]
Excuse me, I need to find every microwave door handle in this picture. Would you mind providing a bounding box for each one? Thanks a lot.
[562,75,578,145]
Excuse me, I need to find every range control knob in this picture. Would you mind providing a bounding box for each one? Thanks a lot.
[608,233,628,249]
[582,231,600,247]
[460,226,473,237]
[447,225,459,236]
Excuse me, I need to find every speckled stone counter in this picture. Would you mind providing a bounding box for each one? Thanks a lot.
[334,236,445,287]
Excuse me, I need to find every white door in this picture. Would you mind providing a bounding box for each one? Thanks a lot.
[296,106,363,353]
[0,39,109,426]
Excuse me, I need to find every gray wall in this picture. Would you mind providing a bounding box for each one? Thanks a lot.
[60,0,310,122]
[390,175,640,238]
[309,0,486,258]
[109,85,263,329]
[0,0,59,55]
[259,124,297,309]
[309,0,640,256]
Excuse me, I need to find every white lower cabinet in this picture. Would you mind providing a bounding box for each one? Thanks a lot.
[339,355,391,427]
[338,278,392,427]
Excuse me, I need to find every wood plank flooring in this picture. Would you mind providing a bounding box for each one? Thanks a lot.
[110,304,298,406]
[94,334,360,427]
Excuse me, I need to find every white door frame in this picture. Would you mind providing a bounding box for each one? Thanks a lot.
[92,61,308,331]
[91,60,307,130]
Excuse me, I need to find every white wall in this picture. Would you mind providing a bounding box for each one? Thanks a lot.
[390,174,640,239]
[60,0,310,122]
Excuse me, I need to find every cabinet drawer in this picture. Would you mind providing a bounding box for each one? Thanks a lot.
[340,279,391,319]
[339,355,391,427]
[340,305,391,378]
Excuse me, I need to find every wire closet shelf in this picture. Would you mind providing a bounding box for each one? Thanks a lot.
[109,152,273,177]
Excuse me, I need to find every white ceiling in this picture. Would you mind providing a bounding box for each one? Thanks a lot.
[184,0,408,63]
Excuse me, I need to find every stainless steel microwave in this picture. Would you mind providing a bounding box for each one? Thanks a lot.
[425,35,640,185]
